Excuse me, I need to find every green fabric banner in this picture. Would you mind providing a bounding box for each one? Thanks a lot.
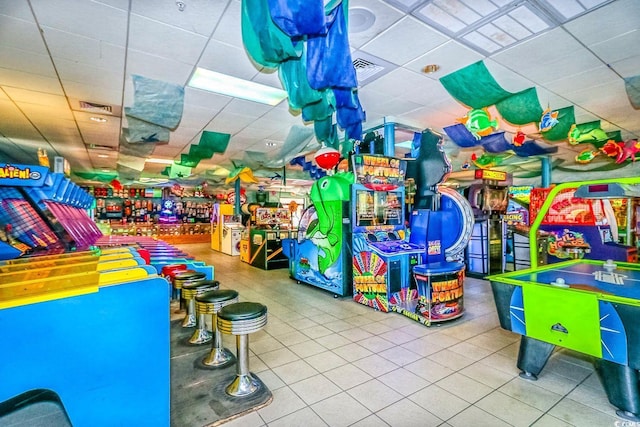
[540,106,575,141]
[439,61,512,108]
[496,87,543,125]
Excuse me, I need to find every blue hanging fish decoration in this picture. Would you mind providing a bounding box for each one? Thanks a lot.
[539,108,559,132]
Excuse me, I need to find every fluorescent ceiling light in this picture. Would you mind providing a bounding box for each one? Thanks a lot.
[188,67,288,106]
[145,158,174,165]
[395,140,413,149]
[97,154,109,158]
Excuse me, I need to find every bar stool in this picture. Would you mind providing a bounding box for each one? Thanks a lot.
[217,302,268,397]
[182,279,220,330]
[160,264,187,300]
[172,271,205,313]
[196,289,239,369]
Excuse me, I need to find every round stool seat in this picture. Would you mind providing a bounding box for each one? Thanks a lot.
[173,271,206,289]
[161,264,187,276]
[218,302,267,335]
[181,280,219,299]
[196,290,239,314]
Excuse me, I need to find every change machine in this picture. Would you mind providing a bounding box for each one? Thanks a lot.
[351,154,425,311]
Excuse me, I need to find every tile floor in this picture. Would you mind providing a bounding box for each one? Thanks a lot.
[176,243,626,427]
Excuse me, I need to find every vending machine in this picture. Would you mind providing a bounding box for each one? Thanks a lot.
[350,154,425,312]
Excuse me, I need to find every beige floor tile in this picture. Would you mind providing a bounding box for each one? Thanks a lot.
[448,341,494,361]
[250,336,285,355]
[300,324,334,339]
[357,335,396,353]
[478,352,522,376]
[288,339,327,358]
[219,410,264,427]
[360,321,394,335]
[324,363,374,390]
[398,322,435,338]
[343,314,376,327]
[447,405,512,427]
[314,333,352,349]
[405,357,454,383]
[428,349,475,371]
[409,384,470,421]
[378,345,423,366]
[349,414,389,427]
[311,392,372,427]
[272,359,319,385]
[258,347,300,369]
[267,407,328,427]
[324,319,355,333]
[378,367,430,396]
[287,317,318,330]
[379,329,416,345]
[421,332,462,348]
[499,377,564,411]
[400,336,445,357]
[257,386,306,424]
[347,378,404,412]
[339,327,375,342]
[304,350,348,372]
[532,372,581,396]
[290,374,342,405]
[459,362,515,389]
[530,414,574,427]
[356,354,400,377]
[274,330,311,347]
[436,372,493,403]
[376,398,443,427]
[475,390,544,427]
[549,398,623,426]
[256,369,286,391]
[566,381,617,416]
[332,342,374,362]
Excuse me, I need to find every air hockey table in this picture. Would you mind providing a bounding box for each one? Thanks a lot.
[489,259,640,420]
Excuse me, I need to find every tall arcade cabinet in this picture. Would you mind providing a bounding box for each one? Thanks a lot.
[350,154,424,312]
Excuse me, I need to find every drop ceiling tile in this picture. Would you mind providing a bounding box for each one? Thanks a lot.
[45,29,126,71]
[177,105,218,129]
[184,87,231,110]
[563,0,639,46]
[0,68,63,94]
[212,0,243,48]
[223,98,273,118]
[0,1,35,20]
[128,14,208,66]
[405,40,484,78]
[30,0,128,46]
[0,45,57,77]
[482,60,538,92]
[360,16,449,66]
[151,145,182,158]
[132,0,225,37]
[4,88,68,108]
[610,54,640,77]
[205,111,255,134]
[17,102,74,121]
[251,69,285,89]
[197,39,260,81]
[56,61,124,91]
[545,65,618,95]
[125,50,194,85]
[348,0,404,49]
[0,15,47,54]
[590,30,640,64]
[61,81,124,107]
[235,127,277,140]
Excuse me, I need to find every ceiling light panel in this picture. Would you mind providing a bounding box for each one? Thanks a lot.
[411,0,557,55]
[537,0,613,23]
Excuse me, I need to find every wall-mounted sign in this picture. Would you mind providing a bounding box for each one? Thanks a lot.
[474,169,507,181]
[0,164,49,186]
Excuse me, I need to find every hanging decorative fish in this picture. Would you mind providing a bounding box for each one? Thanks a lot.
[461,161,471,170]
[539,108,559,132]
[575,149,600,164]
[512,130,526,146]
[458,108,499,140]
[567,124,609,145]
[601,140,623,157]
[471,152,512,169]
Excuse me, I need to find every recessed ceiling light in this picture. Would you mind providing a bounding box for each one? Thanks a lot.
[422,64,440,74]
[188,67,288,106]
[101,168,112,172]
[97,154,109,158]
[265,141,277,147]
[90,116,108,123]
[145,158,175,164]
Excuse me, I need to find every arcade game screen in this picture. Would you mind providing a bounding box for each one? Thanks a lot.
[354,189,403,229]
[482,186,508,213]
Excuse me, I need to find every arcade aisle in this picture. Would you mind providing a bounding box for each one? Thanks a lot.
[173,242,621,427]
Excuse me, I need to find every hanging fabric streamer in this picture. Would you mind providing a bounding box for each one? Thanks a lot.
[267,0,326,37]
[241,0,301,68]
[278,48,323,110]
[306,3,357,90]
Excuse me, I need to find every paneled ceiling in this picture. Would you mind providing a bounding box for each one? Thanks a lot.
[0,0,639,188]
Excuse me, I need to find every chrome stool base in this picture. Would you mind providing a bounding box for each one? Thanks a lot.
[226,372,261,397]
[202,347,236,368]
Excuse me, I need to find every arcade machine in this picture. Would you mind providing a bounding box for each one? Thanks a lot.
[395,129,474,325]
[221,218,244,256]
[248,206,292,270]
[0,164,80,257]
[465,169,511,276]
[350,154,426,312]
[210,203,239,252]
[283,172,354,297]
[530,183,637,263]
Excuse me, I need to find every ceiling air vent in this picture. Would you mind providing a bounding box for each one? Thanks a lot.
[350,51,395,86]
[353,57,385,81]
[79,101,113,114]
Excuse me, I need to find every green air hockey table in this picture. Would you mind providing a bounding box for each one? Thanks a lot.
[489,259,640,421]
